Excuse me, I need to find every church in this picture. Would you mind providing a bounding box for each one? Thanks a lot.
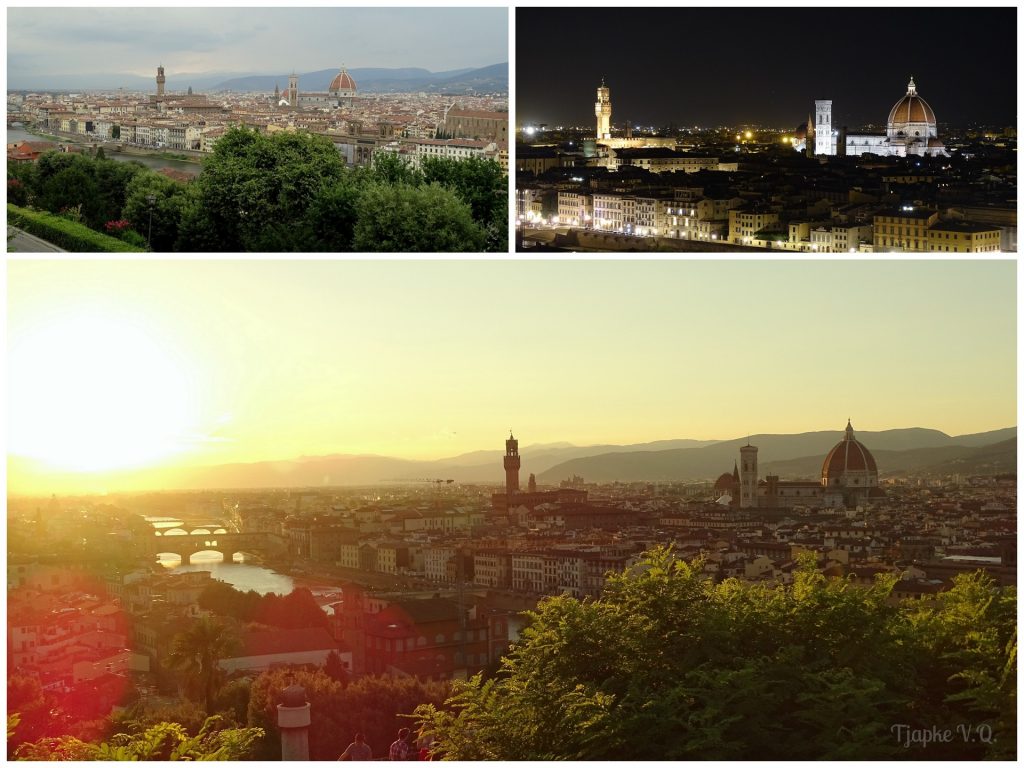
[713,420,886,510]
[275,66,358,110]
[793,77,948,158]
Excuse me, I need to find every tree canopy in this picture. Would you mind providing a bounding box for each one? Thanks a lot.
[8,127,507,252]
[414,547,1016,761]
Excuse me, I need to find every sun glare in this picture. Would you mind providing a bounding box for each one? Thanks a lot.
[9,309,199,473]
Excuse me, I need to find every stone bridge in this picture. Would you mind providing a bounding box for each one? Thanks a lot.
[140,530,288,564]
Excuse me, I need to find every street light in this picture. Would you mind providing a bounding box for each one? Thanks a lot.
[146,194,157,249]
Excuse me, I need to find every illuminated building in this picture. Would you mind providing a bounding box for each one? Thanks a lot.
[794,77,948,158]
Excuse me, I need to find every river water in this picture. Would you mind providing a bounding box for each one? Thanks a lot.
[144,515,297,596]
[7,126,201,176]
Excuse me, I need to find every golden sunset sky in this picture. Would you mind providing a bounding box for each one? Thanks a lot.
[7,259,1016,494]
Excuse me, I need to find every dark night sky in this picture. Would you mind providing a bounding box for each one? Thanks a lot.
[517,7,1017,128]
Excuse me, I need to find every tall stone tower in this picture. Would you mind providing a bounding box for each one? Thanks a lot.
[805,112,815,158]
[814,99,833,156]
[739,443,758,509]
[595,79,611,139]
[504,432,521,495]
[288,72,299,108]
[156,64,165,97]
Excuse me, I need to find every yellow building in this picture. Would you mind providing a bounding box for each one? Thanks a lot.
[872,209,939,252]
[926,221,1002,253]
[729,209,780,245]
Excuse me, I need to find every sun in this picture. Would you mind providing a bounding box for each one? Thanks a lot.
[8,308,199,473]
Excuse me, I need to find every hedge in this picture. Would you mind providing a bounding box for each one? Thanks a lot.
[7,204,144,252]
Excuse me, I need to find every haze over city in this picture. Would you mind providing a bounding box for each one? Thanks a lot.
[7,259,1015,494]
[8,7,508,90]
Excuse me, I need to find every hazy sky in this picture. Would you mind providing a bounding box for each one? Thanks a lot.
[7,259,1016,485]
[8,7,507,82]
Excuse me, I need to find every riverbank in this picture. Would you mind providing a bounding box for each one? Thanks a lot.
[14,124,204,165]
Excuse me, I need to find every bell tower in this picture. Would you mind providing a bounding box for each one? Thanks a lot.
[156,64,165,97]
[595,79,611,139]
[814,99,833,156]
[739,442,758,509]
[288,72,299,108]
[504,432,521,495]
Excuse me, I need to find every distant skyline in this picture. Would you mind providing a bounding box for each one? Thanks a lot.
[8,7,507,89]
[517,6,1016,128]
[7,259,1016,495]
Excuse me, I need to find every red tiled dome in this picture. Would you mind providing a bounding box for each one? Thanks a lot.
[888,77,936,127]
[822,420,878,479]
[714,472,736,491]
[329,68,357,93]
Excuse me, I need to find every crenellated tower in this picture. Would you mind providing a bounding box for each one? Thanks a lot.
[156,64,165,97]
[595,79,611,139]
[504,432,521,495]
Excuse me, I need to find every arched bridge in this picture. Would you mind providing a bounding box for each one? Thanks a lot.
[140,531,288,564]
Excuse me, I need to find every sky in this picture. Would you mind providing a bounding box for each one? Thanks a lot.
[7,7,507,88]
[7,259,1017,492]
[516,6,1017,128]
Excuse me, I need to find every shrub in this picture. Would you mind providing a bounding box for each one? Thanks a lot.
[7,204,143,252]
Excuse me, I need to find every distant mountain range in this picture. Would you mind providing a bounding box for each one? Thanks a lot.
[9,63,508,95]
[535,427,1017,484]
[7,427,1014,495]
[211,63,508,94]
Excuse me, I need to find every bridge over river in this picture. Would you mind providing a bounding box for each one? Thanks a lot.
[140,529,288,565]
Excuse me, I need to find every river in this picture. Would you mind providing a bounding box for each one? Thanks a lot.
[7,125,201,176]
[144,515,298,596]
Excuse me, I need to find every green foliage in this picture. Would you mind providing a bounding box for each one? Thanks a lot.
[353,181,486,252]
[31,151,145,229]
[180,126,345,251]
[248,668,448,760]
[415,547,1016,761]
[14,715,263,761]
[122,171,190,251]
[167,617,241,714]
[421,155,507,251]
[302,178,362,251]
[110,697,208,738]
[7,204,143,252]
[369,151,423,186]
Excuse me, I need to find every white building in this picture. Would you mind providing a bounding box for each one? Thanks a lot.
[795,77,948,158]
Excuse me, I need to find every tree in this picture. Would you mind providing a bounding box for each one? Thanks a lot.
[323,650,350,685]
[368,151,423,187]
[352,182,486,252]
[14,716,264,761]
[415,548,1016,761]
[167,617,241,715]
[421,155,506,251]
[122,170,190,251]
[302,177,362,251]
[179,126,345,251]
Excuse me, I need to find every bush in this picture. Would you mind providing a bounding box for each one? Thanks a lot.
[7,204,143,252]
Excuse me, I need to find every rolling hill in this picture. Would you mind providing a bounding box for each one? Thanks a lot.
[8,428,1013,495]
[210,63,507,94]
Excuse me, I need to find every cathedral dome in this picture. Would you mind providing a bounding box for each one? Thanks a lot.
[821,420,878,485]
[329,67,357,94]
[887,77,937,134]
[714,472,736,491]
